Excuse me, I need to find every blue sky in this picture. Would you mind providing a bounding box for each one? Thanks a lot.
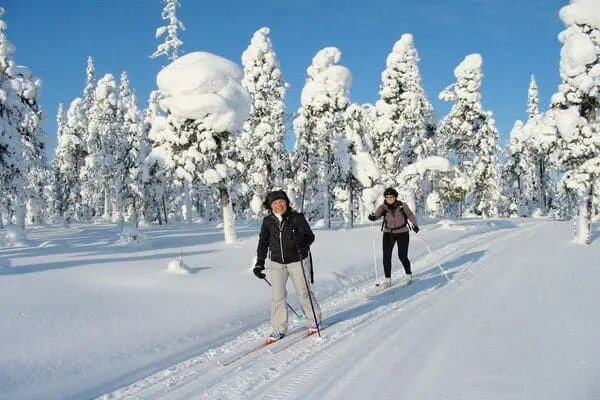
[6,0,566,155]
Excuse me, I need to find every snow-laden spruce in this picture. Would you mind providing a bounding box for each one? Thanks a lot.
[151,0,184,61]
[373,34,435,189]
[141,90,169,225]
[80,74,121,222]
[438,54,501,218]
[501,75,552,218]
[239,27,289,219]
[151,51,250,242]
[339,103,381,226]
[291,47,351,227]
[53,99,86,223]
[117,71,145,230]
[544,0,600,244]
[0,7,45,229]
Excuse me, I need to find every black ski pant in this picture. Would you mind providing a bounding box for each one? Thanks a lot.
[382,231,411,278]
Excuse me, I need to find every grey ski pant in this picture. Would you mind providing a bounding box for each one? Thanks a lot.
[270,257,322,334]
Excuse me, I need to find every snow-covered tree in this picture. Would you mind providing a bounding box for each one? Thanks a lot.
[54,99,87,221]
[341,103,380,226]
[373,34,435,187]
[0,7,45,228]
[83,56,95,116]
[52,103,68,218]
[153,52,250,242]
[151,0,184,61]
[527,75,540,120]
[239,27,288,219]
[438,54,501,217]
[117,71,145,227]
[546,0,600,244]
[80,74,120,220]
[141,90,169,224]
[291,47,352,227]
[502,120,537,216]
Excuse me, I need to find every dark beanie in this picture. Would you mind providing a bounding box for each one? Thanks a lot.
[263,190,290,209]
[383,187,398,197]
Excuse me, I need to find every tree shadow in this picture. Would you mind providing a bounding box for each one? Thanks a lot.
[0,249,215,276]
[0,223,259,260]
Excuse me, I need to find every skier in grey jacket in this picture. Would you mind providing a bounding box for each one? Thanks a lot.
[368,187,419,288]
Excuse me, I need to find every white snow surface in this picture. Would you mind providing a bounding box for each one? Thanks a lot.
[156,52,251,132]
[1,219,599,399]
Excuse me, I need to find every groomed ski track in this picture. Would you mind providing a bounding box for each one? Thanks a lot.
[99,220,559,399]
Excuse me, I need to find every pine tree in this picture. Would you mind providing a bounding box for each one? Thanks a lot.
[151,0,184,61]
[341,103,381,226]
[52,103,68,219]
[153,52,250,242]
[141,90,168,224]
[81,74,120,220]
[438,54,501,217]
[527,75,540,120]
[291,47,351,227]
[55,99,87,221]
[239,27,288,219]
[117,71,144,226]
[546,0,600,244]
[0,7,45,228]
[373,34,435,187]
[83,56,95,117]
[502,120,534,216]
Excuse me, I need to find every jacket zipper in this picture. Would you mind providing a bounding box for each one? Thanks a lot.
[279,219,286,264]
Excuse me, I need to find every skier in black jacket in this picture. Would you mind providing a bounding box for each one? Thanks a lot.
[253,190,322,344]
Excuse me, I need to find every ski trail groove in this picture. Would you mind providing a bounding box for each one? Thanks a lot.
[100,221,540,399]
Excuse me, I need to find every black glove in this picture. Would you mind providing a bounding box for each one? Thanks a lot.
[367,214,377,221]
[253,265,266,279]
[412,225,420,234]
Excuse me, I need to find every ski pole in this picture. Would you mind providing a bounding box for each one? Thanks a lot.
[263,278,302,319]
[414,234,451,282]
[298,255,321,338]
[371,221,378,282]
[291,225,321,338]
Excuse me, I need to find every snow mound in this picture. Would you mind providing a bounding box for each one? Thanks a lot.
[312,219,327,229]
[114,224,150,247]
[436,219,465,230]
[1,224,28,247]
[167,258,192,275]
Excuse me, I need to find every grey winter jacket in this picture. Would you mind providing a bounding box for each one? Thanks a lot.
[372,201,418,233]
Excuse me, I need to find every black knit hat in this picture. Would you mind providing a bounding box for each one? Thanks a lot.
[263,190,290,210]
[383,187,398,197]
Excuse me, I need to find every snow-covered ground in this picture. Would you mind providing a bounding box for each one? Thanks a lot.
[1,218,599,399]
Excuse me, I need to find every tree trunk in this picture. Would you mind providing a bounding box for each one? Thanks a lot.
[162,193,168,224]
[220,187,237,244]
[347,175,353,229]
[14,193,25,229]
[184,181,192,224]
[323,161,330,229]
[575,185,593,245]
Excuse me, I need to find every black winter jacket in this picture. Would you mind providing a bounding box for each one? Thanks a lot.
[256,210,314,266]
